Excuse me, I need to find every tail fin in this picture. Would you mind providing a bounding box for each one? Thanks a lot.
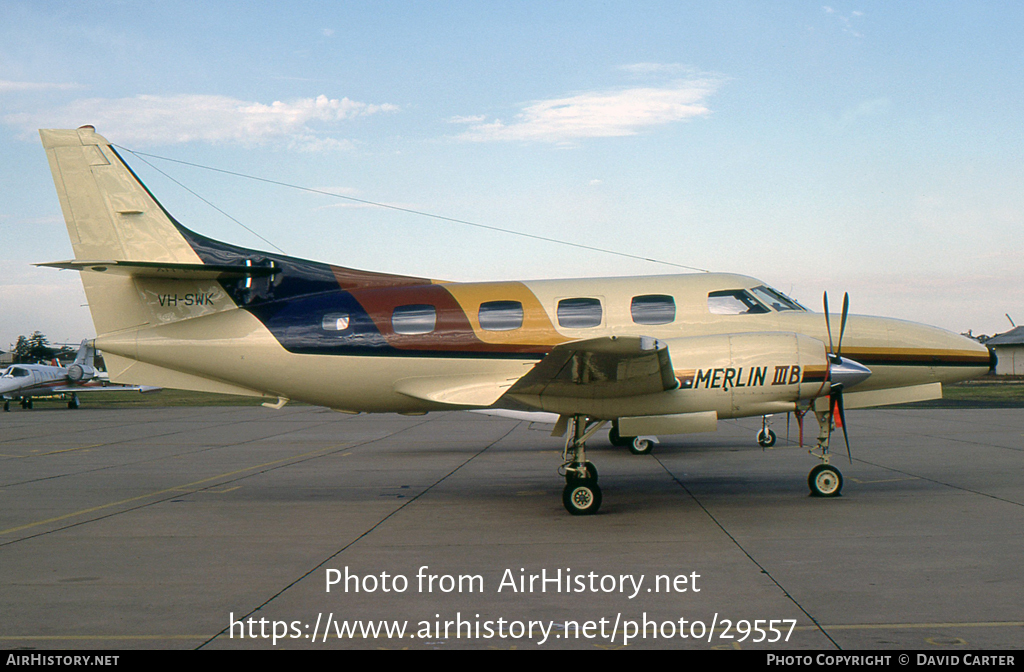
[39,127,223,337]
[71,339,95,368]
[39,126,201,264]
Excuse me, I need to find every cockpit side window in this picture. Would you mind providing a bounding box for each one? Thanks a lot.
[748,285,805,312]
[707,290,770,315]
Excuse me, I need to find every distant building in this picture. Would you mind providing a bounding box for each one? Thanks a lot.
[986,326,1024,375]
[0,350,12,366]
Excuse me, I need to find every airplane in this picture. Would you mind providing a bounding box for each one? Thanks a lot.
[0,339,160,411]
[35,126,994,514]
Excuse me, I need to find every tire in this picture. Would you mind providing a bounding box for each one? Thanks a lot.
[629,437,654,455]
[608,423,631,448]
[757,429,777,448]
[808,464,843,497]
[563,481,602,515]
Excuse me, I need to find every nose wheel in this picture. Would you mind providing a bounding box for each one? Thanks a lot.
[808,464,843,497]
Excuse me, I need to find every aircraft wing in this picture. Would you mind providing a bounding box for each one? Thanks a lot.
[505,335,677,400]
[394,336,674,409]
[50,384,162,394]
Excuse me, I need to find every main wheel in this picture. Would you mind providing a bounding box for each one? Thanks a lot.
[629,437,654,455]
[3,400,9,412]
[563,481,602,515]
[808,464,843,497]
[608,423,631,447]
[565,461,599,485]
[757,428,777,448]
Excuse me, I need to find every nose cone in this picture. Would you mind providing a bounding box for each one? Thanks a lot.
[829,356,872,389]
[871,317,992,387]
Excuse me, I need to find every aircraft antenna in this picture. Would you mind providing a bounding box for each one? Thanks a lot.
[1007,314,1016,328]
[116,148,287,254]
[115,146,710,273]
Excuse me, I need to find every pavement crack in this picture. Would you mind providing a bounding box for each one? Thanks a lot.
[198,419,520,649]
[653,454,842,650]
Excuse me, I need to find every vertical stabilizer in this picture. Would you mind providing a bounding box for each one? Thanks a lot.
[39,126,201,264]
[71,339,95,368]
[40,127,216,337]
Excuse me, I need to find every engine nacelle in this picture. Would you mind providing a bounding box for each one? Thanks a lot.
[67,363,97,383]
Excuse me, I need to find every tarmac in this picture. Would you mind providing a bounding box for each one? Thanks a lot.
[1,405,1022,650]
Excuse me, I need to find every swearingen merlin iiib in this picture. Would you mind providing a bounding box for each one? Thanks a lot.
[36,126,993,514]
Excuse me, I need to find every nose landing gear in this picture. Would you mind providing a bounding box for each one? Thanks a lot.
[807,409,843,497]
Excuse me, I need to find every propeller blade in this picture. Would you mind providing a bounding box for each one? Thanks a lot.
[831,386,852,464]
[823,292,834,354]
[837,292,850,360]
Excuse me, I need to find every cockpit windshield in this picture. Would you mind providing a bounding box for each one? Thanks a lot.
[707,290,770,315]
[708,286,806,315]
[748,285,806,312]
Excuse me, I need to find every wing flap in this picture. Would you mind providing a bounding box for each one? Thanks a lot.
[395,373,525,407]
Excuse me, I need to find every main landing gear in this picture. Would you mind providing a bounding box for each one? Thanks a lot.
[808,409,843,497]
[67,393,80,410]
[608,421,656,455]
[561,415,607,515]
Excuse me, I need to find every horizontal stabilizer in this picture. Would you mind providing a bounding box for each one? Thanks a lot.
[37,259,278,280]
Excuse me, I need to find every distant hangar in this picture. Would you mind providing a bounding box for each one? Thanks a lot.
[986,326,1024,375]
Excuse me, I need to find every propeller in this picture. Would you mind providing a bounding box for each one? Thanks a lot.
[822,291,868,464]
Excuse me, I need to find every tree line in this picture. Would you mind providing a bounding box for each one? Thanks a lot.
[7,332,78,364]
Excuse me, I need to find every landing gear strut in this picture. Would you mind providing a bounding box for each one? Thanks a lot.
[561,415,606,515]
[757,415,777,448]
[808,410,843,497]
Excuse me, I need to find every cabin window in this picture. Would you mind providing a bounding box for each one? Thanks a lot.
[707,290,769,315]
[321,313,351,331]
[479,301,524,331]
[392,304,437,335]
[631,294,676,325]
[557,298,603,328]
[748,285,804,312]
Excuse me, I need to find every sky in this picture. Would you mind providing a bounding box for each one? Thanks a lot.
[1,1,1022,350]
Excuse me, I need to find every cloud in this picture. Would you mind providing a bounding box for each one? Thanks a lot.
[822,6,865,38]
[0,80,82,93]
[617,63,696,77]
[452,78,721,144]
[4,93,398,148]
